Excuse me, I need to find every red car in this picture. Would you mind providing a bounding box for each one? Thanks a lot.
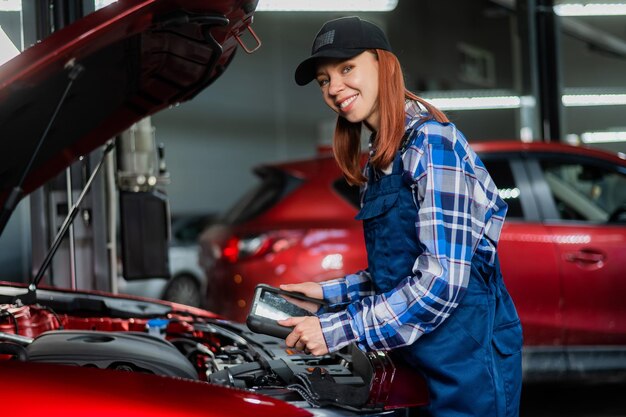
[0,1,428,416]
[200,141,626,381]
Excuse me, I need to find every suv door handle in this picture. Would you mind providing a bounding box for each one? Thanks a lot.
[564,249,606,264]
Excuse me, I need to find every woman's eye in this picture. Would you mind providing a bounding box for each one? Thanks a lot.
[317,79,329,87]
[342,65,353,74]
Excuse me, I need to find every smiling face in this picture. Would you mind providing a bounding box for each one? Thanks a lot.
[315,51,380,131]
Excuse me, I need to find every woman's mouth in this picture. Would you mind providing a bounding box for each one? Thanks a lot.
[338,94,358,111]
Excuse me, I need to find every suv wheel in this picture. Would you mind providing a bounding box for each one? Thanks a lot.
[164,274,201,307]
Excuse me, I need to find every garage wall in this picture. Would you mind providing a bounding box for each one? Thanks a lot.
[150,4,624,215]
[151,121,317,214]
[151,3,520,215]
[151,13,344,214]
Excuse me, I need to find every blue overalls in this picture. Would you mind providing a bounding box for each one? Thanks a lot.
[355,138,523,417]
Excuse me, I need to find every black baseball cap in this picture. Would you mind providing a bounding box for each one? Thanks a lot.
[294,16,392,86]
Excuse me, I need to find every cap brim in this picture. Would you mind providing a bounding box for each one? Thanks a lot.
[294,48,366,86]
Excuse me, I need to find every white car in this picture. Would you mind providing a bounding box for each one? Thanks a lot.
[118,214,215,307]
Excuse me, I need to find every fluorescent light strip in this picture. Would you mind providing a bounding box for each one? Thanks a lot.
[419,93,626,110]
[0,0,20,12]
[423,96,521,110]
[562,93,626,106]
[95,0,118,9]
[554,3,626,16]
[0,25,19,66]
[580,131,626,143]
[256,0,398,12]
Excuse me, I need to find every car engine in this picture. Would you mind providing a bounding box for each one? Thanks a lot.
[0,293,427,414]
[25,330,199,379]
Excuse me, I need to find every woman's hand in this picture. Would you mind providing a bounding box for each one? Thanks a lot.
[279,282,323,314]
[278,316,329,356]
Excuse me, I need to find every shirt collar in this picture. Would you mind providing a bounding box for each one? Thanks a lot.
[404,99,428,126]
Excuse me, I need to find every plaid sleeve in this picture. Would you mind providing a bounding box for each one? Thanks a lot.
[320,121,506,352]
[320,269,374,306]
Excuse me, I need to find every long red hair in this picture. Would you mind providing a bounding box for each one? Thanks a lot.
[332,49,448,185]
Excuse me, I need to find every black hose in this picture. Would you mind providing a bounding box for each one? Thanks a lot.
[0,308,19,334]
[0,342,28,361]
[35,304,64,330]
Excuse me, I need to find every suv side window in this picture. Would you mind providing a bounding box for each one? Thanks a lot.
[538,157,626,223]
[481,159,524,219]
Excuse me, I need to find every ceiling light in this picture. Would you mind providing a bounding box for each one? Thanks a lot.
[0,0,20,11]
[420,91,626,111]
[0,25,19,66]
[256,0,398,12]
[95,0,118,9]
[580,131,626,143]
[562,93,626,106]
[554,3,626,16]
[423,95,522,110]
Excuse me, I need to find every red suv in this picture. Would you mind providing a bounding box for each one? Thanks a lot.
[200,141,626,381]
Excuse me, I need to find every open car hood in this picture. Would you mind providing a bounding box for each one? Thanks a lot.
[0,0,257,208]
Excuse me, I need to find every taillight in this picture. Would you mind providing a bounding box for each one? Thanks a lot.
[222,237,240,263]
[220,231,303,263]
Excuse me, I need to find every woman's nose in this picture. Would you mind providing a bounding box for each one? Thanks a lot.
[328,77,344,96]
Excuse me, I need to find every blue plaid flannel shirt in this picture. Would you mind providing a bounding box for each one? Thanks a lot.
[318,101,508,352]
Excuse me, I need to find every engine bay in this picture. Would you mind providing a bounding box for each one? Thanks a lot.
[0,289,427,414]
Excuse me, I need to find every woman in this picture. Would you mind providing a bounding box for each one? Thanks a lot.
[279,16,522,417]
